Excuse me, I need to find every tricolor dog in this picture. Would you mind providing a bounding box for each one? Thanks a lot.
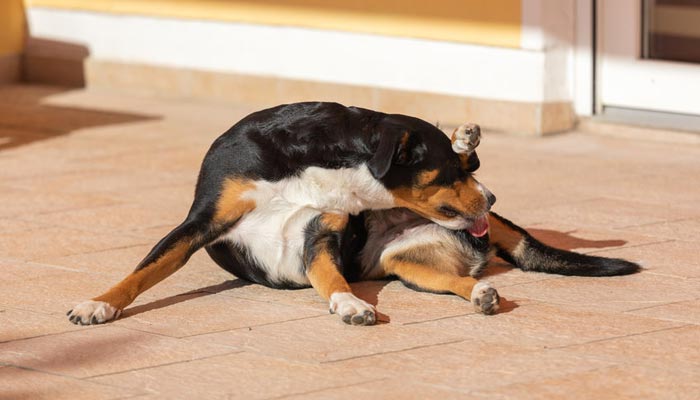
[67,102,639,326]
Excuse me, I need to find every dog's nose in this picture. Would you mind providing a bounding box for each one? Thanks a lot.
[487,191,497,208]
[479,184,496,209]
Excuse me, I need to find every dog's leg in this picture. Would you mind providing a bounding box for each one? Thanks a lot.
[67,178,256,325]
[382,255,499,315]
[304,213,376,326]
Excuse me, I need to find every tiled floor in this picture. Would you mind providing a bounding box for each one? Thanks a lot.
[1,84,699,399]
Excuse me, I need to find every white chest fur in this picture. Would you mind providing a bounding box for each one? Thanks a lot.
[219,165,394,285]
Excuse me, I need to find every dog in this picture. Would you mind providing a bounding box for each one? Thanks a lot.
[67,102,640,326]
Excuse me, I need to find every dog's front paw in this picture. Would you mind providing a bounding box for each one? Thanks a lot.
[471,282,499,315]
[452,123,481,154]
[329,292,376,326]
[67,300,121,325]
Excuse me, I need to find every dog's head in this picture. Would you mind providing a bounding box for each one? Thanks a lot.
[368,116,495,236]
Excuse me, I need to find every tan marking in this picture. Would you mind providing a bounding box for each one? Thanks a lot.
[320,213,349,232]
[214,178,256,222]
[400,131,410,147]
[382,257,478,300]
[416,169,440,186]
[306,249,352,300]
[488,213,525,253]
[93,239,192,310]
[458,154,471,171]
[391,176,486,222]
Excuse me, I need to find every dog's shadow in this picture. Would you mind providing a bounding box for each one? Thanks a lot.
[121,280,252,319]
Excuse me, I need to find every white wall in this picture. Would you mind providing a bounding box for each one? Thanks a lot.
[28,7,566,104]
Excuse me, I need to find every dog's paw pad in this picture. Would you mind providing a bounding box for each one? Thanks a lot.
[452,123,481,154]
[471,282,499,315]
[67,300,121,325]
[330,293,376,326]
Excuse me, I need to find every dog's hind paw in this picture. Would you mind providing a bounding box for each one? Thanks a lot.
[471,282,499,315]
[329,292,376,326]
[67,300,121,325]
[452,123,481,155]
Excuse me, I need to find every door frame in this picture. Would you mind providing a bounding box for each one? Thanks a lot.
[595,0,700,116]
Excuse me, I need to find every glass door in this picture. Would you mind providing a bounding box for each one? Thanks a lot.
[598,0,700,116]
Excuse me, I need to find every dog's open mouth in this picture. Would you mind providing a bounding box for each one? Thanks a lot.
[467,214,489,237]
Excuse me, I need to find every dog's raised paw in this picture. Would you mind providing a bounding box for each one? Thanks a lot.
[452,123,481,154]
[67,300,121,325]
[471,282,499,315]
[329,292,376,326]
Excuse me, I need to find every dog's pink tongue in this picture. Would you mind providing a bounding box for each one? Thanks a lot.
[468,215,489,237]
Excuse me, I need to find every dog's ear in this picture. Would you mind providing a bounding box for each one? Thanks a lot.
[368,130,427,179]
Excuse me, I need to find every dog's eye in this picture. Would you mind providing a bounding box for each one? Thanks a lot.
[438,205,460,218]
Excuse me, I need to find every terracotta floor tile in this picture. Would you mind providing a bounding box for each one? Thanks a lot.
[480,261,559,288]
[89,351,378,399]
[0,218,47,235]
[0,308,84,342]
[625,299,700,325]
[0,226,146,262]
[280,379,470,400]
[335,341,613,394]
[18,203,186,237]
[190,314,468,363]
[475,364,700,400]
[39,244,235,288]
[112,291,325,338]
[0,261,179,315]
[617,217,700,242]
[589,240,700,278]
[0,326,236,378]
[559,325,700,368]
[0,366,143,400]
[407,302,682,348]
[0,186,117,218]
[2,85,699,398]
[4,169,197,195]
[503,272,700,312]
[523,222,661,254]
[510,198,700,231]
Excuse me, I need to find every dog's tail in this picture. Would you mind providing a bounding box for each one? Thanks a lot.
[488,212,640,276]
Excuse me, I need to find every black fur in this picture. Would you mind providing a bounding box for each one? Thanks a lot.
[491,213,641,276]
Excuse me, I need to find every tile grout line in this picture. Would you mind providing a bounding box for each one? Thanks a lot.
[547,324,691,351]
[321,338,467,364]
[179,314,329,339]
[264,378,389,400]
[84,349,245,380]
[622,298,698,313]
[0,325,110,345]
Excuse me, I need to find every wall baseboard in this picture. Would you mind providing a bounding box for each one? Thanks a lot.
[81,59,574,135]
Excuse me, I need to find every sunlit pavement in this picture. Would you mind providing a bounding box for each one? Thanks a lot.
[1,84,699,399]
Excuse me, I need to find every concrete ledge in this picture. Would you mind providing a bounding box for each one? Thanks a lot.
[84,59,574,135]
[22,37,87,87]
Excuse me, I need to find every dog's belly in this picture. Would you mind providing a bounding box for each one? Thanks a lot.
[206,165,394,287]
[213,203,320,287]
